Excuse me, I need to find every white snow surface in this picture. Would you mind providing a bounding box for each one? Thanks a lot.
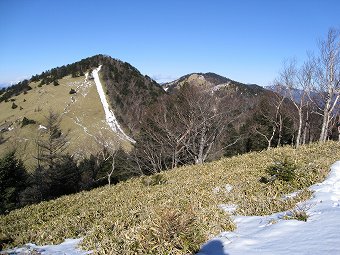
[92,66,135,143]
[38,125,47,130]
[197,160,340,255]
[1,238,91,255]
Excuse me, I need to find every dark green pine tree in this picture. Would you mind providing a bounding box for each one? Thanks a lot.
[49,155,80,198]
[0,151,27,214]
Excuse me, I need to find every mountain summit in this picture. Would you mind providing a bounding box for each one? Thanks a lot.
[163,72,264,96]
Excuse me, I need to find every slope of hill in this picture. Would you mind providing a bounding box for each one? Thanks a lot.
[0,55,164,167]
[98,56,165,134]
[1,141,339,254]
[0,72,108,168]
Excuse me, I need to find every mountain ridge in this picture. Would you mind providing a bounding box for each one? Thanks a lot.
[163,72,265,95]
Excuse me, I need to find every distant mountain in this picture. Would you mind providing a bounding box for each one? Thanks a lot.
[264,84,326,107]
[163,72,265,96]
[265,84,305,103]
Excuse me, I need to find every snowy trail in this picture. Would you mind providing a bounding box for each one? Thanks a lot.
[1,239,91,255]
[92,66,135,143]
[198,161,340,255]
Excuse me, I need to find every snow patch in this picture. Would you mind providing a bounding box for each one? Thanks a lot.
[198,161,340,255]
[84,72,89,81]
[281,190,300,200]
[92,66,135,143]
[225,184,233,192]
[1,238,91,255]
[219,204,238,214]
[211,82,230,92]
[212,184,233,194]
[212,186,220,194]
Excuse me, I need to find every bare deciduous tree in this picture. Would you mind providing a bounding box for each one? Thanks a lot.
[91,129,122,186]
[254,91,286,149]
[134,84,242,173]
[277,57,314,147]
[312,28,340,142]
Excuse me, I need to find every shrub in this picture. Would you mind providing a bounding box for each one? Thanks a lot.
[262,157,296,182]
[282,206,309,222]
[69,88,76,94]
[11,102,18,109]
[141,173,167,186]
[290,209,308,222]
[137,206,206,254]
[0,235,13,251]
[53,80,59,86]
[21,117,36,127]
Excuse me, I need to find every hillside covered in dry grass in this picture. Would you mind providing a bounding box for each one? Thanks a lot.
[1,141,340,254]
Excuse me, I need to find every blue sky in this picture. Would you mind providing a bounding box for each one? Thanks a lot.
[0,0,339,87]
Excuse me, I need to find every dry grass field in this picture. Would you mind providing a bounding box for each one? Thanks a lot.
[1,141,339,254]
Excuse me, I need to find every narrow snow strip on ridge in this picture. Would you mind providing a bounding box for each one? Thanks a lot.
[1,238,91,255]
[92,65,135,143]
[198,161,340,255]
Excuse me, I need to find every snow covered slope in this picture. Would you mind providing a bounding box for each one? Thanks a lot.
[198,161,340,255]
[92,66,135,143]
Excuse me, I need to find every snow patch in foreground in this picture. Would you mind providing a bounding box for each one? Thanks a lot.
[1,238,91,255]
[92,65,135,143]
[198,161,340,255]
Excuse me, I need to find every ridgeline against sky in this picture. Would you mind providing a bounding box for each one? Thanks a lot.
[0,0,339,86]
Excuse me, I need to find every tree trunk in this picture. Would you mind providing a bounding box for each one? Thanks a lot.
[319,106,330,143]
[277,114,283,147]
[302,107,310,145]
[108,157,115,186]
[196,127,206,165]
[296,109,303,147]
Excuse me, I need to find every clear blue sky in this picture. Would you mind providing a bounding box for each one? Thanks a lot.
[0,0,339,87]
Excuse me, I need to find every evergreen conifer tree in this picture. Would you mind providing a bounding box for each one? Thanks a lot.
[0,151,27,214]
